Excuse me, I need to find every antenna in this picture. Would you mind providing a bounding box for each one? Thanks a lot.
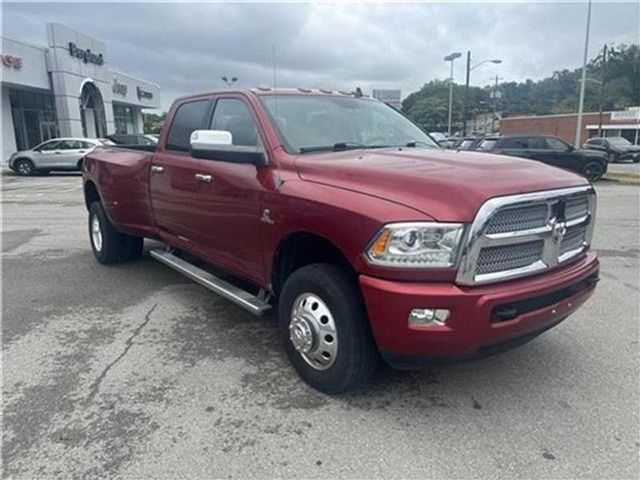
[272,44,278,119]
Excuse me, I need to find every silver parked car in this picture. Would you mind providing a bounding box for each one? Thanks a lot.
[8,138,103,176]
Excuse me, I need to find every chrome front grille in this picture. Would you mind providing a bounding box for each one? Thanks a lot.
[456,186,596,285]
[476,240,545,275]
[560,225,587,256]
[485,204,549,234]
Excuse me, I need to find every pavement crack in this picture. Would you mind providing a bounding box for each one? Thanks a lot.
[85,303,158,403]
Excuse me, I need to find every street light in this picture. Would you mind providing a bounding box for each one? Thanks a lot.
[221,76,238,87]
[463,52,502,135]
[575,0,592,147]
[444,52,462,137]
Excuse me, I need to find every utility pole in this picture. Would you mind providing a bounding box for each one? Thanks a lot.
[597,44,607,137]
[463,51,471,136]
[574,0,592,148]
[444,52,462,137]
[491,74,503,133]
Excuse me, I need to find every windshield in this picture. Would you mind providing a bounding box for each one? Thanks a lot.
[608,137,632,146]
[260,95,439,153]
[478,139,497,151]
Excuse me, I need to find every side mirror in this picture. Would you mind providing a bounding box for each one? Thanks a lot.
[189,130,266,166]
[567,145,575,152]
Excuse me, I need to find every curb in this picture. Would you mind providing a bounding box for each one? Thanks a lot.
[602,173,640,185]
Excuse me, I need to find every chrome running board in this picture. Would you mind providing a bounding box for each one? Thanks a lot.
[150,249,272,316]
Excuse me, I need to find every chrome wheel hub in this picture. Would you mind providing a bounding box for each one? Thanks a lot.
[289,293,338,371]
[91,214,103,252]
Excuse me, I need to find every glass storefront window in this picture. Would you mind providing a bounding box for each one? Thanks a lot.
[10,88,58,151]
[113,104,137,134]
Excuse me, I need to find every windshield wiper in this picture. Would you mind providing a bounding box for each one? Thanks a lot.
[299,142,366,154]
[405,140,438,148]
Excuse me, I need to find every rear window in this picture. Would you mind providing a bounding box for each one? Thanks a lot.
[478,139,497,151]
[166,99,210,151]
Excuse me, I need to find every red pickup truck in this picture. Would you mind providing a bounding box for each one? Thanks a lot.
[82,88,599,393]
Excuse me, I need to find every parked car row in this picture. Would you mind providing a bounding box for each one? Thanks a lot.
[427,132,617,182]
[7,134,157,176]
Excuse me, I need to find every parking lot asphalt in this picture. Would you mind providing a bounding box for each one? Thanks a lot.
[2,172,639,479]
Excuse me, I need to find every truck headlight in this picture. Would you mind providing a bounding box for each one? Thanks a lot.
[365,222,465,268]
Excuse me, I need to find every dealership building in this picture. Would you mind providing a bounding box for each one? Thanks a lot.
[1,23,160,162]
[500,108,640,146]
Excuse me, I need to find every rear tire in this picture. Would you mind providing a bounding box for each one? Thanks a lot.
[278,263,378,394]
[88,201,143,264]
[14,159,35,176]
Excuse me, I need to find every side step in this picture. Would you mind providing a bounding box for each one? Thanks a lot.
[150,249,272,316]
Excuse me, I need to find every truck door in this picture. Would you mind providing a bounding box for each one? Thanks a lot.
[188,96,267,284]
[149,98,212,243]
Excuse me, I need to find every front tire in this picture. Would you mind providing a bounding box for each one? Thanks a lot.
[278,263,378,394]
[14,159,35,176]
[88,201,143,264]
[583,161,605,182]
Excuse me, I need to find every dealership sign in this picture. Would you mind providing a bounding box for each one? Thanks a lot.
[137,86,154,100]
[1,54,23,69]
[112,78,128,96]
[611,109,640,122]
[68,42,104,65]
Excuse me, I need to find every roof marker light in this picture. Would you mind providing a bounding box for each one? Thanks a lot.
[318,87,333,94]
[257,84,271,91]
[298,86,312,93]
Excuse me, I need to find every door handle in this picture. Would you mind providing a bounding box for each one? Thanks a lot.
[54,151,61,154]
[150,165,164,174]
[195,173,212,183]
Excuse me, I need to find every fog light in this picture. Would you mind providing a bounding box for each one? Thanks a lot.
[409,308,450,326]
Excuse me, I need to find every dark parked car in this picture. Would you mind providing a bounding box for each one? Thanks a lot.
[453,136,486,151]
[103,134,157,146]
[477,134,608,182]
[583,136,640,163]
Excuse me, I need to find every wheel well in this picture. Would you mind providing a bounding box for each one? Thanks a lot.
[14,157,33,166]
[84,181,100,210]
[272,232,355,295]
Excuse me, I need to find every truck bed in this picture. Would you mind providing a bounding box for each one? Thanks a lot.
[83,146,157,237]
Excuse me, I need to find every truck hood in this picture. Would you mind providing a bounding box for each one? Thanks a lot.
[295,148,588,221]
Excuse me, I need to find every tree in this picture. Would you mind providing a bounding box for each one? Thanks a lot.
[402,43,639,128]
[143,112,166,134]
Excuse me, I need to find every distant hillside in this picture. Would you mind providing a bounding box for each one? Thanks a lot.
[402,43,639,132]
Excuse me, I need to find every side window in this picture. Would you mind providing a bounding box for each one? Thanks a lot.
[166,99,211,151]
[210,98,258,147]
[545,137,569,150]
[39,141,61,151]
[58,140,82,150]
[81,141,95,149]
[500,137,529,149]
[528,137,549,149]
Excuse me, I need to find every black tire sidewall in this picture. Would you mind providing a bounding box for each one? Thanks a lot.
[88,201,142,264]
[584,161,604,182]
[278,263,378,394]
[15,159,34,176]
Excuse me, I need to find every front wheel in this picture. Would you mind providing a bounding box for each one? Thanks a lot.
[14,159,35,176]
[88,201,143,264]
[583,161,605,182]
[278,263,378,394]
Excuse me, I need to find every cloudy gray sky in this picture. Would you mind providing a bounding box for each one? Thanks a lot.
[3,1,639,111]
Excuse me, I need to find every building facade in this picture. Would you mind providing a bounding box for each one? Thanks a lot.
[500,108,640,146]
[1,23,160,162]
